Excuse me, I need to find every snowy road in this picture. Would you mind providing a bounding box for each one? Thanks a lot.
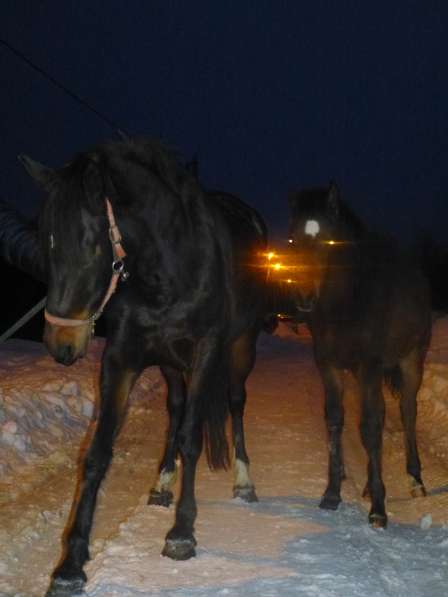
[1,324,448,596]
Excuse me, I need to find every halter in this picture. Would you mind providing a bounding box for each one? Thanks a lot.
[44,198,129,332]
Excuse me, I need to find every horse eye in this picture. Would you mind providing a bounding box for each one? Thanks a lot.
[49,234,55,249]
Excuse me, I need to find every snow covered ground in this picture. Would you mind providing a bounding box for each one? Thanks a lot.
[1,319,448,596]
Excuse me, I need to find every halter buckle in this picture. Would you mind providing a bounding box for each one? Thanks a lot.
[112,259,130,281]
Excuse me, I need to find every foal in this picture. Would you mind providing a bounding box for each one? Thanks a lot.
[288,183,431,527]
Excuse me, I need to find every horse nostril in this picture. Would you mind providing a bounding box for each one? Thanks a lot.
[55,344,75,366]
[297,292,316,312]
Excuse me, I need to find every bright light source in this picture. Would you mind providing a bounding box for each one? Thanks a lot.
[267,252,275,260]
[273,263,282,271]
[286,278,292,283]
[288,238,294,244]
[328,240,335,245]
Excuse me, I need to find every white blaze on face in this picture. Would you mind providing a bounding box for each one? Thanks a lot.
[305,219,320,237]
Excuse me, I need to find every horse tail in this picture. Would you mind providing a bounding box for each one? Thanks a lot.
[0,201,46,282]
[384,365,403,398]
[201,349,230,471]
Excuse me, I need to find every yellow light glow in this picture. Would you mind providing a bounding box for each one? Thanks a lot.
[267,252,275,260]
[328,240,335,245]
[273,262,282,271]
[286,278,292,283]
[288,238,294,244]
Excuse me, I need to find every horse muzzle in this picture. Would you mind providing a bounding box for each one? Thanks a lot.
[43,321,92,366]
[295,291,317,314]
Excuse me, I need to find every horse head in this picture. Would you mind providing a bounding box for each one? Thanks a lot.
[287,182,341,314]
[20,154,120,365]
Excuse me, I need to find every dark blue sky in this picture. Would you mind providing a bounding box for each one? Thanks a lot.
[1,1,447,242]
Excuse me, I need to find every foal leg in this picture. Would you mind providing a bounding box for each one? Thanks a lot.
[163,336,228,560]
[148,366,186,507]
[230,331,258,502]
[46,353,138,596]
[358,362,387,528]
[319,364,345,511]
[398,348,426,497]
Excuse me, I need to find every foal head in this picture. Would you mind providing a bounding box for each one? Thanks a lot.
[287,183,342,313]
[20,154,114,365]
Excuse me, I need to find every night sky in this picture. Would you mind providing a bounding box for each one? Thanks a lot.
[1,1,447,243]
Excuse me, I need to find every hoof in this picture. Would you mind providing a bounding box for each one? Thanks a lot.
[369,512,387,528]
[233,485,258,503]
[319,493,341,511]
[410,482,427,498]
[148,488,174,507]
[162,536,196,560]
[45,575,86,596]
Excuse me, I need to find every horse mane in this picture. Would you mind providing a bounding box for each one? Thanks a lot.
[290,186,367,240]
[332,196,367,240]
[38,137,204,263]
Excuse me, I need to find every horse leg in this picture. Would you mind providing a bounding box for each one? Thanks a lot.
[358,362,387,528]
[230,330,258,502]
[148,366,185,507]
[162,336,228,560]
[46,353,138,596]
[319,364,345,511]
[398,348,426,497]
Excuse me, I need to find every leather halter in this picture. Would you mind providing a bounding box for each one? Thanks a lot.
[44,198,129,331]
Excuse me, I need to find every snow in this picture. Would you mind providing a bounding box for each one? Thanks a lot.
[1,320,448,595]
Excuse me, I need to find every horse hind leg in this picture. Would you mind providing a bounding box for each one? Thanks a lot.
[395,349,427,498]
[148,366,185,507]
[319,364,345,511]
[230,331,258,502]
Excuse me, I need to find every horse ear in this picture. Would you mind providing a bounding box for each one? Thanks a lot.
[18,155,56,191]
[327,182,340,218]
[288,191,298,209]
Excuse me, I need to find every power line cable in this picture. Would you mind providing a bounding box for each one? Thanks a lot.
[0,37,128,136]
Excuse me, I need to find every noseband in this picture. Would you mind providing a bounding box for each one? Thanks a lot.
[44,198,129,332]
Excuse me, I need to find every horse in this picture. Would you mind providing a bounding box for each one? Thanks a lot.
[19,137,268,595]
[287,183,431,528]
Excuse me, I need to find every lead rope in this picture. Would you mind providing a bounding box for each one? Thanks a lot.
[0,296,47,344]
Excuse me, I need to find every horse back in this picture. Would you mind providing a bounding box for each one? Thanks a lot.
[313,247,431,369]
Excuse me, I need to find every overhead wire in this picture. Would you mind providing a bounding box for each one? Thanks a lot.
[0,37,128,136]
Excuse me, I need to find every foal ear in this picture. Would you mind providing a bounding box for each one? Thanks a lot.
[18,155,56,191]
[327,182,340,218]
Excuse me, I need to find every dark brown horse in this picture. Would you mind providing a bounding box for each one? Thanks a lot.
[20,137,268,595]
[288,183,431,528]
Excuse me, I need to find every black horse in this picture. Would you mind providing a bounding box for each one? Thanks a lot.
[19,137,268,595]
[288,183,431,528]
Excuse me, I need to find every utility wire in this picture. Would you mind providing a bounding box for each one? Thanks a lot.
[0,37,128,135]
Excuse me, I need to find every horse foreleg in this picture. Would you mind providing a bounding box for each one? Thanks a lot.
[358,363,387,528]
[318,364,345,511]
[230,331,258,502]
[148,366,185,507]
[46,355,138,596]
[163,336,228,560]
